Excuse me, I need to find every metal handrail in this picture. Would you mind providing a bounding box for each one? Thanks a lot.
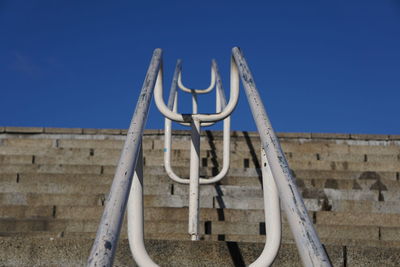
[155,58,238,240]
[153,56,239,123]
[163,60,231,185]
[161,53,284,265]
[178,64,216,94]
[87,49,162,266]
[88,47,331,267]
[232,47,331,266]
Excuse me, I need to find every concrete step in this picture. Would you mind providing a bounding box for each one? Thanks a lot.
[1,196,399,242]
[0,217,393,246]
[0,218,104,233]
[5,168,400,194]
[316,211,400,227]
[0,237,350,267]
[1,235,399,266]
[300,188,379,201]
[0,182,111,195]
[1,130,400,266]
[2,133,400,152]
[0,193,105,206]
[0,147,92,157]
[56,207,266,222]
[3,200,400,228]
[145,149,400,166]
[1,182,399,212]
[2,140,399,168]
[293,169,398,181]
[0,173,16,183]
[289,160,400,172]
[0,193,213,208]
[2,162,398,190]
[0,182,171,195]
[0,205,54,219]
[2,230,400,250]
[281,141,400,155]
[328,200,400,214]
[0,164,102,174]
[0,138,55,148]
[16,173,112,185]
[296,176,400,192]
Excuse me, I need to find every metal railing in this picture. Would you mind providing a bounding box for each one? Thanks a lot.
[87,47,332,267]
[157,59,237,241]
[87,49,162,267]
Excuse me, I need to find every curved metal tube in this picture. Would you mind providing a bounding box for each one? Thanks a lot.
[249,148,281,267]
[196,60,230,184]
[154,57,239,123]
[163,60,231,185]
[127,147,158,267]
[164,61,193,183]
[178,121,217,127]
[197,117,230,184]
[165,60,215,127]
[91,47,330,267]
[178,65,216,94]
[164,115,230,185]
[154,63,186,122]
[167,60,182,108]
[192,56,239,122]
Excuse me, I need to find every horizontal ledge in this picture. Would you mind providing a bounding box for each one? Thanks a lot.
[0,127,396,141]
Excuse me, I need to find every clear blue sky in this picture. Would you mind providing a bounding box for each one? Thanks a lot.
[1,1,399,134]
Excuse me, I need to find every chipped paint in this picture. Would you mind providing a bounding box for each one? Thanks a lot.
[89,47,332,267]
[232,47,331,267]
[87,49,162,267]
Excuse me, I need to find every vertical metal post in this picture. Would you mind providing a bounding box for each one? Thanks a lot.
[188,118,201,241]
[127,146,158,267]
[192,93,198,114]
[216,85,221,113]
[249,148,281,267]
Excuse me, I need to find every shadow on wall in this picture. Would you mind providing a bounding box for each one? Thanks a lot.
[205,130,254,266]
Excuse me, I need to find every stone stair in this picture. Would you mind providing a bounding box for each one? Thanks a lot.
[0,127,400,266]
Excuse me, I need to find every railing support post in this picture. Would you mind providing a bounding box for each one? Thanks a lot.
[188,118,201,240]
[127,145,158,266]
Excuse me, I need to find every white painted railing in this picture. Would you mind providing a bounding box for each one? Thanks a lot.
[163,60,230,185]
[87,49,162,267]
[232,47,331,267]
[156,59,237,241]
[87,47,332,267]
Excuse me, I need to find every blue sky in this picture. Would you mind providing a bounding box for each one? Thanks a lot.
[1,1,399,134]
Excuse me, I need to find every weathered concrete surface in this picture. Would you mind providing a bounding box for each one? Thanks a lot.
[1,127,400,266]
[0,237,396,266]
[0,238,346,267]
